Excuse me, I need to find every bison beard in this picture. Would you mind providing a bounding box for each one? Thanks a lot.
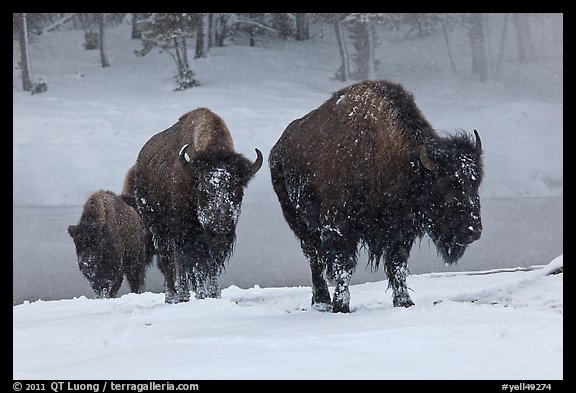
[269,80,483,313]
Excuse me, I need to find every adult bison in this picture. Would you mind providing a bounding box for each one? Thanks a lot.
[269,80,484,313]
[130,108,262,303]
[68,190,150,298]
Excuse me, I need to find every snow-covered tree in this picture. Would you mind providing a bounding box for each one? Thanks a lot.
[131,13,142,39]
[468,13,488,81]
[295,13,310,41]
[97,13,110,68]
[195,13,209,58]
[135,13,200,90]
[16,13,33,91]
[271,13,294,39]
[318,13,400,82]
[512,13,535,64]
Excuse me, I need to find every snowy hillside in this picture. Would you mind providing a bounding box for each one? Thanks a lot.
[13,16,563,206]
[13,255,562,380]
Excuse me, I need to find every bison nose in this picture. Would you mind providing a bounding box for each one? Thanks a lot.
[461,225,482,244]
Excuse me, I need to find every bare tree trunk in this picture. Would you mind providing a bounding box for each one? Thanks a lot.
[494,13,510,80]
[249,13,256,47]
[195,14,208,58]
[296,13,309,40]
[98,13,110,67]
[208,13,214,48]
[181,38,189,69]
[469,13,488,81]
[512,13,534,63]
[350,19,371,80]
[441,19,458,74]
[215,14,228,47]
[18,13,33,91]
[367,20,375,80]
[334,20,350,82]
[131,13,141,39]
[174,38,185,72]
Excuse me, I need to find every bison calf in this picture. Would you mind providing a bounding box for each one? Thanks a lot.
[269,80,484,312]
[68,190,150,298]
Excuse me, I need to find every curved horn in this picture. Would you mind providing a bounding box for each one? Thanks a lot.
[420,145,437,172]
[242,148,263,181]
[179,144,191,163]
[473,129,482,153]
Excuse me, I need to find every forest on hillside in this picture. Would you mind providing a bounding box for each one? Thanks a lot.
[14,13,562,92]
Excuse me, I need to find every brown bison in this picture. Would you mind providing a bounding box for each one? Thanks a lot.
[269,80,484,313]
[68,190,150,298]
[129,108,262,303]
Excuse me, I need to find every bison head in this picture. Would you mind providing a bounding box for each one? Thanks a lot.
[179,146,263,244]
[68,222,115,298]
[419,130,483,264]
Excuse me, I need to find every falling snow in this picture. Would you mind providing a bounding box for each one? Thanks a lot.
[13,15,562,380]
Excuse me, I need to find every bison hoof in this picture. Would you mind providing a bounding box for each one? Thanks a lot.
[393,295,415,308]
[332,302,350,313]
[165,292,190,304]
[165,293,179,304]
[312,291,331,306]
[311,302,332,312]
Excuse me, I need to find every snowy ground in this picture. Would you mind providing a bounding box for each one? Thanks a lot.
[13,16,562,380]
[13,255,562,380]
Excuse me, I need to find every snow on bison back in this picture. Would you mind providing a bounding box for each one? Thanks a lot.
[269,80,484,313]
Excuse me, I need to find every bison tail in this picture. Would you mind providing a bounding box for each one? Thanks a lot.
[269,159,308,238]
[362,239,385,272]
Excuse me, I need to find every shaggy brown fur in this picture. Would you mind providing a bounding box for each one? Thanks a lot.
[269,80,483,313]
[131,107,262,303]
[68,190,149,298]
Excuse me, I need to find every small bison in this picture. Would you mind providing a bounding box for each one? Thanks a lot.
[129,108,262,303]
[269,80,484,312]
[68,190,150,298]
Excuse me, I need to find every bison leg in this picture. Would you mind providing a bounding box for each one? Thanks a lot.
[188,245,219,300]
[157,242,190,304]
[192,264,208,299]
[331,262,354,313]
[206,262,223,299]
[310,256,331,309]
[108,274,124,298]
[157,252,178,303]
[193,264,222,299]
[270,164,331,307]
[320,213,357,313]
[205,272,221,299]
[384,240,415,308]
[297,232,331,309]
[124,247,147,294]
[172,247,191,303]
[125,260,146,294]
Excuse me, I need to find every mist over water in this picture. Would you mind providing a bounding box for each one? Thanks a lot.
[13,195,562,305]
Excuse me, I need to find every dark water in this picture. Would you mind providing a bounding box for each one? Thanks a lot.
[13,196,563,305]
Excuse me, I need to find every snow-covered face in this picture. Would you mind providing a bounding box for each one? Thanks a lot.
[68,223,114,298]
[196,167,244,240]
[421,134,483,264]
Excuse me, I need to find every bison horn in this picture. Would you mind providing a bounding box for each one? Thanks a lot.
[420,145,437,172]
[242,148,263,181]
[473,129,482,152]
[179,144,191,163]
